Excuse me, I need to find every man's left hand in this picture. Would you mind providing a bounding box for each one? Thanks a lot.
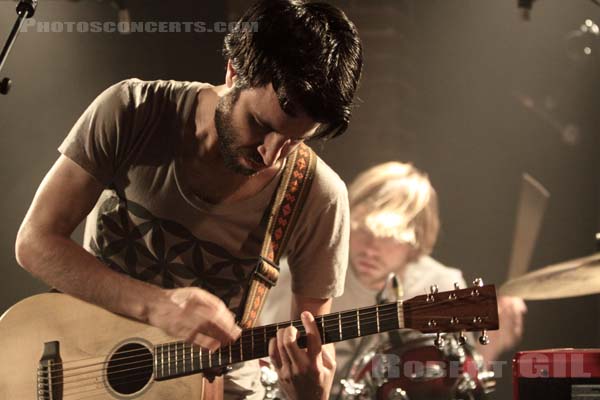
[268,311,336,400]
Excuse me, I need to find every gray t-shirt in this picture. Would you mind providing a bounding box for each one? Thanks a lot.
[59,78,350,398]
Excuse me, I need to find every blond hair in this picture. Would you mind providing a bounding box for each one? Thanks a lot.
[348,162,439,257]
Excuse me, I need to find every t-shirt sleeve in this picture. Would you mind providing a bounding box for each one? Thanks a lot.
[58,79,144,186]
[285,158,350,299]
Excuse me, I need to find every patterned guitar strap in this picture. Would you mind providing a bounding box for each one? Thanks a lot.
[239,143,317,329]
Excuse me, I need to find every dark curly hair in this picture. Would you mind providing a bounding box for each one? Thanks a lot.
[223,0,363,140]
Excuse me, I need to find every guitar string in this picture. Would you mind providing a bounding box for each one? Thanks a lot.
[41,308,407,395]
[50,310,488,399]
[46,298,481,383]
[49,303,396,371]
[47,302,405,373]
[49,294,479,370]
[43,300,489,397]
[47,308,404,385]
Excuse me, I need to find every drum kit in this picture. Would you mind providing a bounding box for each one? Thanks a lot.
[260,252,600,399]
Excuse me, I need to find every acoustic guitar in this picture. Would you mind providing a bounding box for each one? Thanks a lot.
[0,283,498,399]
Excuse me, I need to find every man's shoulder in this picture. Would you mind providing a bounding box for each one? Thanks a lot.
[99,78,211,105]
[309,151,348,203]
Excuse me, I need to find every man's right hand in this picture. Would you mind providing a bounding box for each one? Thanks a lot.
[148,287,242,350]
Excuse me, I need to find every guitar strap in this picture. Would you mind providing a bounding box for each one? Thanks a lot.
[238,143,317,329]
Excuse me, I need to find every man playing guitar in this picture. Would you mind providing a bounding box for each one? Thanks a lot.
[14,1,363,398]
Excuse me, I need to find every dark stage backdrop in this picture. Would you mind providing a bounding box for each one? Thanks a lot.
[1,1,599,399]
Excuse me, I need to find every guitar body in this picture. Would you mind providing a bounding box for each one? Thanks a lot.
[0,293,206,399]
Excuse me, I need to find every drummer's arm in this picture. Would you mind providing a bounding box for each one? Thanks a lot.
[476,295,527,365]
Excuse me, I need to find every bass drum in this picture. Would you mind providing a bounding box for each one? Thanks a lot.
[340,334,496,400]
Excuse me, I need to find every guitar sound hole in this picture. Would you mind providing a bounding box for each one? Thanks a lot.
[107,342,153,395]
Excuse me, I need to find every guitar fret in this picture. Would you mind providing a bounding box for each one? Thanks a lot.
[229,343,232,364]
[162,345,165,378]
[176,342,179,375]
[240,333,244,361]
[218,347,222,366]
[338,312,342,340]
[154,344,160,375]
[168,343,171,376]
[208,350,212,368]
[320,317,325,343]
[183,343,186,373]
[397,301,404,328]
[376,305,380,333]
[356,309,361,337]
[199,347,203,370]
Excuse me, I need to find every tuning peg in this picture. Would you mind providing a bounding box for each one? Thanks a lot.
[478,330,490,345]
[471,278,483,296]
[434,332,445,348]
[426,286,436,303]
[459,331,468,345]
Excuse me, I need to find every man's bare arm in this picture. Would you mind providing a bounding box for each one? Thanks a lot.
[15,155,240,349]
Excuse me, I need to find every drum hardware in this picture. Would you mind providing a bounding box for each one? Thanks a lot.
[340,335,495,400]
[454,372,478,397]
[434,333,445,349]
[387,388,409,400]
[341,379,366,398]
[477,370,496,394]
[407,363,446,381]
[260,364,282,400]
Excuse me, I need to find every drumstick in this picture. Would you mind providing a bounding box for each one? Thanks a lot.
[506,173,550,280]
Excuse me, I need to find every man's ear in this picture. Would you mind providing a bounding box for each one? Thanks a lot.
[225,59,238,88]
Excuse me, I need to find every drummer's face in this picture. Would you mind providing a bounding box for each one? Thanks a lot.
[349,227,414,291]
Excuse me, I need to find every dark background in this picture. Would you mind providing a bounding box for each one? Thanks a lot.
[1,1,599,398]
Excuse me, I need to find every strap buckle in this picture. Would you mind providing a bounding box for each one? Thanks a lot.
[252,256,280,288]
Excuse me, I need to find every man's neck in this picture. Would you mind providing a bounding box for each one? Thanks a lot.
[178,86,281,205]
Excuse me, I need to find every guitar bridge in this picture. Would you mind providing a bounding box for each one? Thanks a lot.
[37,341,63,400]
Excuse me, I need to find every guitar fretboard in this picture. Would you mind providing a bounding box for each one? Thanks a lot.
[153,301,403,381]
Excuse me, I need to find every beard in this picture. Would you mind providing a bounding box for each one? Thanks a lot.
[214,86,263,176]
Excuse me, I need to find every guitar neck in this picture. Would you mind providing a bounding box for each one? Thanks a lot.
[154,301,403,381]
[153,284,499,381]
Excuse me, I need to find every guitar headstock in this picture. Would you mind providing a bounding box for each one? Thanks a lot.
[402,280,499,337]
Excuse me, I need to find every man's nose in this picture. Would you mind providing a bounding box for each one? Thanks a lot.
[362,235,380,256]
[257,132,291,167]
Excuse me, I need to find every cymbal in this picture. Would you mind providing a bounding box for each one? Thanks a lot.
[499,253,600,300]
